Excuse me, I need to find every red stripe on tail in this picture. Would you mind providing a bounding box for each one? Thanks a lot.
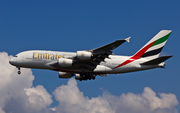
[114,41,155,68]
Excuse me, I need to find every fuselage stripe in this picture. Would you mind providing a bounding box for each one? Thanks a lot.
[114,41,156,68]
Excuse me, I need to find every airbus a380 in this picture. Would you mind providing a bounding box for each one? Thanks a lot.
[9,30,172,81]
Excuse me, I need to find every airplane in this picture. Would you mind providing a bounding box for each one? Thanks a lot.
[9,30,172,81]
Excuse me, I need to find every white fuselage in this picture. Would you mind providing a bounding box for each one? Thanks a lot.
[9,50,163,75]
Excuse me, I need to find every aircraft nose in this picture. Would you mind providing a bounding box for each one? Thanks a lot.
[9,57,16,65]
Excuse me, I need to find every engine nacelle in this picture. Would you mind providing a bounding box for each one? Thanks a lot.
[75,74,81,80]
[58,72,73,78]
[76,51,92,60]
[58,58,73,67]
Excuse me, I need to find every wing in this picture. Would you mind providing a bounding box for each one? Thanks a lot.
[48,37,131,72]
[77,37,131,72]
[91,37,131,53]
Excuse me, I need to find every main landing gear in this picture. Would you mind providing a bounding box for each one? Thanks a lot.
[17,67,21,74]
[79,73,96,81]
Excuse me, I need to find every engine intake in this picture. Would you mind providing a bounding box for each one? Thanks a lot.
[75,73,96,81]
[58,58,73,67]
[76,51,92,60]
[75,74,81,80]
[58,72,73,78]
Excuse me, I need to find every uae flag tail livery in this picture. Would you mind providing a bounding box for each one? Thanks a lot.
[136,30,171,60]
[114,30,172,68]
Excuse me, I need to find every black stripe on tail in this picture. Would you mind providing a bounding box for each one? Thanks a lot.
[141,47,164,58]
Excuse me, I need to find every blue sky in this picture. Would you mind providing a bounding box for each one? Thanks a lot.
[0,0,180,112]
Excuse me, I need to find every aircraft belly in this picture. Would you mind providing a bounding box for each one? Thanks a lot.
[112,63,159,74]
[93,65,113,73]
[93,65,106,73]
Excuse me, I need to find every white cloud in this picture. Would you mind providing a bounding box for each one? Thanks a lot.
[53,79,179,113]
[0,51,179,113]
[142,87,178,110]
[25,85,53,111]
[53,78,113,113]
[0,52,52,113]
[103,87,178,113]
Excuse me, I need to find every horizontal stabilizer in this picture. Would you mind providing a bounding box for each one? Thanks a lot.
[141,56,172,65]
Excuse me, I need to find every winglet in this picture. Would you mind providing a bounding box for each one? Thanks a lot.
[125,37,131,43]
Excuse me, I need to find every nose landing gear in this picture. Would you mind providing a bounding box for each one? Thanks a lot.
[17,67,21,74]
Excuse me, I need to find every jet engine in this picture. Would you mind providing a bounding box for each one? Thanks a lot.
[75,73,96,81]
[76,51,92,60]
[58,58,73,67]
[58,72,74,78]
[75,74,81,80]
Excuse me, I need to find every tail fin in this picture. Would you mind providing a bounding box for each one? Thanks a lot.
[114,30,172,69]
[133,30,172,60]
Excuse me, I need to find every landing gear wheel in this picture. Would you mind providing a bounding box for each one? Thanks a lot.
[18,71,21,74]
[92,75,96,80]
[17,67,21,74]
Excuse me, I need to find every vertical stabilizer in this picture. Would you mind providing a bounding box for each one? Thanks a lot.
[133,30,172,60]
[114,30,172,69]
